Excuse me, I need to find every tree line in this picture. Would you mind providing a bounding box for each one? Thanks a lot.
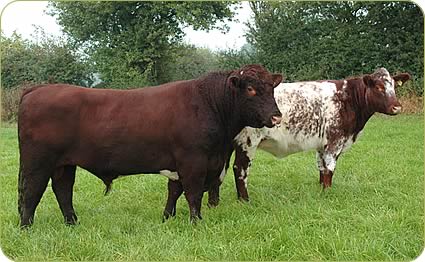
[1,1,423,95]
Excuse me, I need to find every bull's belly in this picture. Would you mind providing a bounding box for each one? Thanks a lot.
[258,131,325,158]
[64,146,176,176]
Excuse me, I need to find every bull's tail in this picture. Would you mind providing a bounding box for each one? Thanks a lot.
[104,180,112,196]
[17,160,24,218]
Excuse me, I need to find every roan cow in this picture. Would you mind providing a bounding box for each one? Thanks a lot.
[17,64,283,227]
[221,68,410,202]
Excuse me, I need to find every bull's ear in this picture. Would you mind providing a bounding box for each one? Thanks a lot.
[272,74,283,88]
[363,74,375,88]
[229,76,240,89]
[393,73,411,87]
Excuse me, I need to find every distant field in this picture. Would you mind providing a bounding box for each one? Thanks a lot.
[0,114,423,261]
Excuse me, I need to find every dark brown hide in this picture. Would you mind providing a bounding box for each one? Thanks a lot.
[17,64,282,227]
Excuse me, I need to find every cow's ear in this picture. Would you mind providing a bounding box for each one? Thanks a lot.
[229,76,240,89]
[363,75,375,88]
[272,74,283,88]
[393,73,411,87]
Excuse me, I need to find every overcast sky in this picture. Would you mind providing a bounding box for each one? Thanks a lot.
[1,1,252,50]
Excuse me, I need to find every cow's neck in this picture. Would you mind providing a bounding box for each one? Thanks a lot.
[347,78,375,135]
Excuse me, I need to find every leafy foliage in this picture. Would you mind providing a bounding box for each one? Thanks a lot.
[1,31,94,89]
[48,1,238,87]
[247,1,424,94]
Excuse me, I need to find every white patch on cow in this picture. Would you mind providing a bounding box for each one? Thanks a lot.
[219,165,227,182]
[253,81,341,158]
[160,170,179,181]
[342,80,348,90]
[238,169,248,189]
[234,127,262,160]
[316,152,325,171]
[323,153,337,172]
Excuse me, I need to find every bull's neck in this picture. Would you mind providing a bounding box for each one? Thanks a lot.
[347,78,375,135]
[199,75,243,141]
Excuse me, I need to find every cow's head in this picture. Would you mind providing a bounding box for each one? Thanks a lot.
[229,64,283,128]
[363,68,410,115]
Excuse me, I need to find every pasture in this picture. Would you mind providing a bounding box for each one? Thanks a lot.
[0,114,423,261]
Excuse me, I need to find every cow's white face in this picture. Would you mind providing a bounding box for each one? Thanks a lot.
[364,68,410,115]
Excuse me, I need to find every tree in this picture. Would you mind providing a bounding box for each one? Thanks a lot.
[247,1,423,94]
[1,31,94,89]
[48,1,238,87]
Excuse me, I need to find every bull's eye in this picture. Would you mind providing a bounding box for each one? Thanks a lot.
[247,86,256,96]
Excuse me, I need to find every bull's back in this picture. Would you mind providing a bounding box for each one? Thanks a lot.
[18,83,197,174]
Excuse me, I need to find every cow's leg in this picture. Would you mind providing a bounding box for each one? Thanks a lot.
[163,179,183,221]
[318,151,339,189]
[233,145,253,201]
[52,165,78,225]
[316,151,325,185]
[19,165,53,227]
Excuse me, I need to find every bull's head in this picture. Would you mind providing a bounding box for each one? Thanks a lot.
[363,68,410,115]
[229,64,283,128]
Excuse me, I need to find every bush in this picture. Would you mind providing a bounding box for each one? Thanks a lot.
[1,84,27,122]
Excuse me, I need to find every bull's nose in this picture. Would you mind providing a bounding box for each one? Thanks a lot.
[271,115,282,125]
[392,106,402,114]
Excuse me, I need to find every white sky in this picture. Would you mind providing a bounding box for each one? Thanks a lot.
[0,0,252,50]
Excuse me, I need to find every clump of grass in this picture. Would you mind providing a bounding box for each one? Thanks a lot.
[0,114,423,260]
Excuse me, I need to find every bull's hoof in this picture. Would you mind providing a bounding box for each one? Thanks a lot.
[189,214,202,224]
[20,223,32,229]
[207,200,219,208]
[238,196,250,202]
[64,214,78,226]
[162,209,176,222]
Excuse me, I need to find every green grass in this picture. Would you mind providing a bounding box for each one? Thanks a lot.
[0,114,423,261]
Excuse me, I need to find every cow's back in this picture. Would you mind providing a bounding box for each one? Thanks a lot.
[256,81,343,157]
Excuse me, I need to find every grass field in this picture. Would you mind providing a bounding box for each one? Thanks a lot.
[0,114,423,261]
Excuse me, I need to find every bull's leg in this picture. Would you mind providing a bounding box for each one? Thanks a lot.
[207,180,220,208]
[163,180,183,221]
[178,156,207,223]
[184,187,204,223]
[233,145,252,202]
[19,166,53,227]
[52,165,78,225]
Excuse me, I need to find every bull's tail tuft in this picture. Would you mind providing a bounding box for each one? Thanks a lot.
[103,180,113,196]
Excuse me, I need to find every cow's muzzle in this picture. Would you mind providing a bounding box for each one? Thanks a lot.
[391,105,402,115]
[271,115,282,126]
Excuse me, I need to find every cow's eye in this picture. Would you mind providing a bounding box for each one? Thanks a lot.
[247,86,256,96]
[377,85,385,93]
